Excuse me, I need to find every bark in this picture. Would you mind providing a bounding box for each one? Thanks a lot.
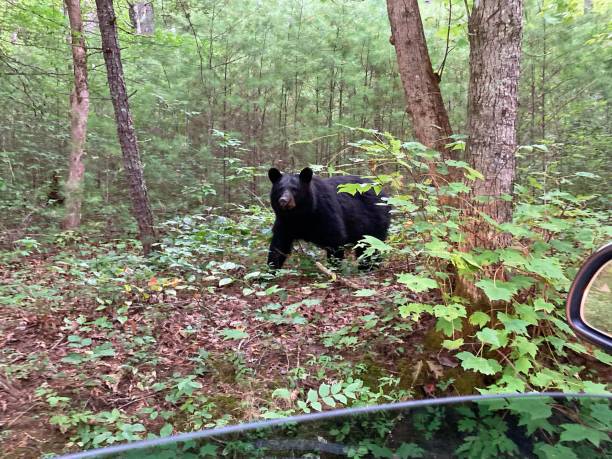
[459,0,524,301]
[62,0,90,230]
[386,0,453,157]
[584,0,593,13]
[96,0,156,254]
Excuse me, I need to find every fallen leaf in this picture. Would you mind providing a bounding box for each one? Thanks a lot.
[437,355,459,368]
[426,360,444,379]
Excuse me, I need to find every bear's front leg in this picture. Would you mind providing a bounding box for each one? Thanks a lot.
[268,231,293,269]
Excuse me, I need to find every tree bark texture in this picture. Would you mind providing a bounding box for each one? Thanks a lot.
[465,0,523,235]
[96,0,156,254]
[62,0,90,230]
[386,0,454,157]
[458,0,524,304]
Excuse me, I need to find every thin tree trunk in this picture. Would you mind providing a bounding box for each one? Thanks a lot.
[386,0,453,157]
[62,0,90,230]
[458,0,524,301]
[96,0,156,254]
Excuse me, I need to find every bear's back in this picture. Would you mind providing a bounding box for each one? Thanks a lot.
[318,175,390,243]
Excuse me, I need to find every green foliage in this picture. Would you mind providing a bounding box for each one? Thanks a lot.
[1,1,611,457]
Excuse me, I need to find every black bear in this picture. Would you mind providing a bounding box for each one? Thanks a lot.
[267,167,391,270]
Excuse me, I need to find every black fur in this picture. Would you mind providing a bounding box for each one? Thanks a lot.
[267,167,391,270]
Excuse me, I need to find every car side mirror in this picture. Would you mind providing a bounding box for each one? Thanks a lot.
[566,243,612,353]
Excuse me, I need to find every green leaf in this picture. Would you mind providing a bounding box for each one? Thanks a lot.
[272,388,292,400]
[319,383,330,398]
[469,311,490,328]
[559,424,608,447]
[307,389,318,404]
[475,279,518,302]
[533,298,555,313]
[594,350,612,366]
[499,249,527,267]
[396,442,425,458]
[476,328,507,349]
[497,312,530,335]
[218,277,234,287]
[534,443,578,459]
[514,336,538,357]
[354,289,376,297]
[514,356,532,374]
[199,444,218,457]
[525,257,568,282]
[331,382,342,395]
[398,302,433,320]
[61,353,85,364]
[159,423,173,437]
[396,273,438,293]
[424,239,452,259]
[456,351,502,375]
[435,317,463,337]
[322,396,336,407]
[442,338,464,350]
[219,328,249,340]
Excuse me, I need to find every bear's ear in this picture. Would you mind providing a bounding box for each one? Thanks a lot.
[299,167,313,184]
[268,168,282,183]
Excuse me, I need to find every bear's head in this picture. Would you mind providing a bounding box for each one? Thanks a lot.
[268,167,314,214]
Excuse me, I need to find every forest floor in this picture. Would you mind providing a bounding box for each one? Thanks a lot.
[0,242,467,458]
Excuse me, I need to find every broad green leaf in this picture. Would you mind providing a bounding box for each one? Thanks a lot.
[534,443,578,459]
[559,424,608,447]
[218,277,234,287]
[319,383,330,398]
[442,338,464,350]
[435,317,463,337]
[456,351,502,375]
[475,279,518,302]
[399,302,434,320]
[497,312,530,335]
[594,350,612,366]
[476,327,507,349]
[322,396,336,407]
[514,357,532,374]
[469,311,490,328]
[525,257,568,282]
[159,424,173,437]
[219,328,249,340]
[272,388,292,399]
[396,273,438,293]
[533,298,555,313]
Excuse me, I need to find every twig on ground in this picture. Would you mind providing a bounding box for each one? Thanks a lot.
[314,261,362,290]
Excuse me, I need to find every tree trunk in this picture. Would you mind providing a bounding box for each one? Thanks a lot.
[96,0,156,254]
[584,0,593,13]
[62,0,90,230]
[458,0,524,301]
[386,0,453,157]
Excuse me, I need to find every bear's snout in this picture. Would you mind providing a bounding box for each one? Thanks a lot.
[278,191,295,210]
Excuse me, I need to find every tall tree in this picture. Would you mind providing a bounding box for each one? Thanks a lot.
[464,0,523,246]
[96,0,156,253]
[62,0,90,230]
[457,0,524,302]
[386,0,453,157]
